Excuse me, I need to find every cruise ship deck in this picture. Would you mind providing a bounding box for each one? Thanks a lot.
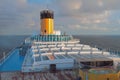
[22,38,120,72]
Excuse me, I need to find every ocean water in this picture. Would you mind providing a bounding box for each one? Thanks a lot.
[74,35,120,52]
[0,35,28,49]
[0,35,28,58]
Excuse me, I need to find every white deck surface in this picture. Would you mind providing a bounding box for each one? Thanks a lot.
[22,40,120,72]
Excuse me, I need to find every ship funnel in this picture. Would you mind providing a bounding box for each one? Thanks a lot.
[40,10,54,35]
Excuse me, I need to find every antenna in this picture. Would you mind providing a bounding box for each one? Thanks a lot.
[47,4,49,10]
[46,0,49,10]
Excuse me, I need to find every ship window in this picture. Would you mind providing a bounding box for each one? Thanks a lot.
[44,30,46,33]
[107,78,109,80]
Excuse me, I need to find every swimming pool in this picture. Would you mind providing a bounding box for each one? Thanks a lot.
[0,49,24,72]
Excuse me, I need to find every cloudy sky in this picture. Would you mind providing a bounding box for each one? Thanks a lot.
[0,0,120,35]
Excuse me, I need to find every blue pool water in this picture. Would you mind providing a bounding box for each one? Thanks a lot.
[0,49,24,72]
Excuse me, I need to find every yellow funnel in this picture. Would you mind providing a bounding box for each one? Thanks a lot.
[40,10,54,35]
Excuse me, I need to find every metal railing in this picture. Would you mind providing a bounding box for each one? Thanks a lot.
[0,48,16,66]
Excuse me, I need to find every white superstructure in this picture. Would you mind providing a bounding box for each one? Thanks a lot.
[22,38,120,72]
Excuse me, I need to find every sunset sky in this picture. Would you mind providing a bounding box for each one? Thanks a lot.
[0,0,120,35]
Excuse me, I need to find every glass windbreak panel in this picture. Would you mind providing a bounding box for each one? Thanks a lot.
[96,61,113,67]
[56,55,64,59]
[35,56,41,61]
[42,56,49,60]
[63,54,72,58]
[70,54,77,58]
[72,54,80,58]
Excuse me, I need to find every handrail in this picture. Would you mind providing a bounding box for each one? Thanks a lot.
[0,48,16,66]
